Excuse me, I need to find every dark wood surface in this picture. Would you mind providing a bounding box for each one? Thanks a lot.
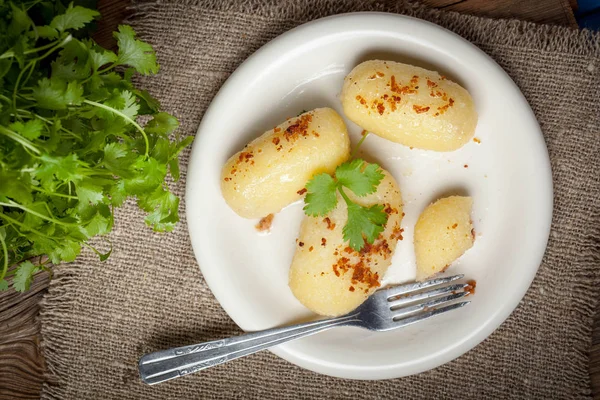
[0,1,589,399]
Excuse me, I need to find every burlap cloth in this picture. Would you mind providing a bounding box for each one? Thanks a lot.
[39,0,600,398]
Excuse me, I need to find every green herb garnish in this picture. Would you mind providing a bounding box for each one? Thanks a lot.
[302,133,387,251]
[0,2,193,292]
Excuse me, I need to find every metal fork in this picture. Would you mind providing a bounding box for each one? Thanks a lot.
[139,274,471,384]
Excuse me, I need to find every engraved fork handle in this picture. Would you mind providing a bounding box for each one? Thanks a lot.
[138,313,360,384]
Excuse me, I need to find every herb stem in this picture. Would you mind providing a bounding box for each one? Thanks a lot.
[97,63,116,74]
[12,61,35,110]
[0,126,41,154]
[0,234,8,282]
[30,186,78,199]
[0,51,14,60]
[338,186,353,206]
[351,132,369,159]
[0,201,76,227]
[36,34,72,61]
[17,110,83,140]
[24,37,63,55]
[0,212,53,239]
[83,99,150,157]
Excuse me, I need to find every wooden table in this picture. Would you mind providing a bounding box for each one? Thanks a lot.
[0,1,592,399]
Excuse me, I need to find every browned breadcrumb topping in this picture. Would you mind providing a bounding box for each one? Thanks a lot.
[413,105,430,114]
[297,188,307,195]
[298,241,304,247]
[272,137,280,145]
[383,204,398,215]
[309,246,314,252]
[349,286,355,292]
[389,75,400,92]
[356,95,367,105]
[466,280,477,295]
[464,164,469,168]
[437,98,455,115]
[471,228,476,239]
[237,151,254,164]
[376,102,385,115]
[473,138,481,143]
[321,238,327,246]
[391,225,404,241]
[224,177,231,181]
[273,127,281,133]
[255,214,274,232]
[361,129,368,137]
[323,217,336,230]
[426,79,437,88]
[390,75,417,95]
[452,223,458,229]
[377,71,385,77]
[283,114,313,142]
[332,257,349,277]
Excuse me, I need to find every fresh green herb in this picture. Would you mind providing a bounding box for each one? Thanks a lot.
[302,133,388,251]
[0,1,193,292]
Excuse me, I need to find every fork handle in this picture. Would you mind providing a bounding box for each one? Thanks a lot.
[139,313,360,384]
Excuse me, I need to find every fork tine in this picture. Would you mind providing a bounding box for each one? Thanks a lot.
[380,302,470,331]
[378,274,464,300]
[390,291,469,319]
[388,283,468,309]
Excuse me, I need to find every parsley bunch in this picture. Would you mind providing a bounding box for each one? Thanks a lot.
[0,2,192,292]
[302,135,388,251]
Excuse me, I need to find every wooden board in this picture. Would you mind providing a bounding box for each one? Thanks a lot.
[0,1,582,399]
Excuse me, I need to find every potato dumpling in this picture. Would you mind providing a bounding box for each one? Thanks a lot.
[341,60,477,151]
[289,169,403,316]
[414,196,474,281]
[221,108,350,218]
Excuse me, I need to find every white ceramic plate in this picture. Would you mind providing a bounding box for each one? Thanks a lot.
[185,13,553,379]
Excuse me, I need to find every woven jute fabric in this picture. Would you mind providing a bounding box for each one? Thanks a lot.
[39,1,600,398]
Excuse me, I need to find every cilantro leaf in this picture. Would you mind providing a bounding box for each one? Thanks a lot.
[335,159,385,197]
[9,119,44,140]
[50,3,100,32]
[76,180,104,205]
[343,202,388,251]
[114,25,159,75]
[168,158,180,181]
[303,173,338,216]
[79,209,111,237]
[0,279,8,291]
[9,3,32,36]
[34,154,86,188]
[139,186,179,232]
[104,90,140,120]
[32,77,84,110]
[12,261,39,292]
[145,112,179,135]
[35,26,59,39]
[48,239,81,263]
[86,41,117,71]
